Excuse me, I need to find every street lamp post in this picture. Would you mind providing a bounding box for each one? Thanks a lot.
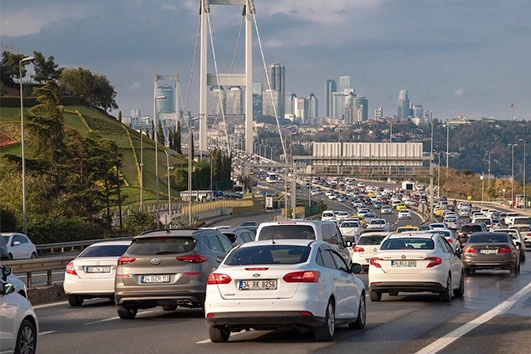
[19,56,35,235]
[446,122,450,174]
[509,143,518,207]
[164,150,172,226]
[139,117,148,213]
[519,139,526,209]
[154,95,166,229]
[487,151,493,190]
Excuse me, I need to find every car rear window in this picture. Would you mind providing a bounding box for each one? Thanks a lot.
[461,225,482,233]
[381,238,434,250]
[79,244,130,257]
[469,234,509,243]
[224,245,310,265]
[358,235,386,245]
[257,225,316,240]
[127,237,196,255]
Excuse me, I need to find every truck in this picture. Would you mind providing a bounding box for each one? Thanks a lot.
[401,181,415,191]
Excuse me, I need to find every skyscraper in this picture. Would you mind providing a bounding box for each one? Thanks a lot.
[307,93,318,120]
[252,82,263,117]
[338,75,351,93]
[225,86,243,115]
[263,63,286,118]
[324,79,336,117]
[397,89,410,120]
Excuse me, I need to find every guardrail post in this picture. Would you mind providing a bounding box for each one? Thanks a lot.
[47,269,53,286]
[26,271,32,288]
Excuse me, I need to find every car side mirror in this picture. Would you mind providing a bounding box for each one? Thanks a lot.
[350,263,362,274]
[345,240,353,248]
[1,282,15,296]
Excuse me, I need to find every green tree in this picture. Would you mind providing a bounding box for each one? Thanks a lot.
[1,51,28,87]
[175,121,183,154]
[32,50,63,83]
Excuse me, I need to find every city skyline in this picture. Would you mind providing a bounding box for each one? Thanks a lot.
[2,0,530,120]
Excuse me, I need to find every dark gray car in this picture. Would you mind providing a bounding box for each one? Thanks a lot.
[114,229,233,319]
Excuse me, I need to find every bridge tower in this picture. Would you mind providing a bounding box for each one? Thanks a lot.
[199,0,255,155]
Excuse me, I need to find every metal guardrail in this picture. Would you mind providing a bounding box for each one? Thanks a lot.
[2,256,73,288]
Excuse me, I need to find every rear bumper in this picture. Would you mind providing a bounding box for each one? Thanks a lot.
[205,311,325,330]
[370,281,445,293]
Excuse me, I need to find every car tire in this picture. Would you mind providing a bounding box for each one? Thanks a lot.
[209,326,230,342]
[439,275,452,302]
[454,271,465,297]
[68,295,84,306]
[314,300,335,341]
[349,292,366,330]
[369,290,382,302]
[15,318,37,354]
[117,305,138,319]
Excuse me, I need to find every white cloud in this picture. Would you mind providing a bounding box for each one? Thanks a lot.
[1,6,90,37]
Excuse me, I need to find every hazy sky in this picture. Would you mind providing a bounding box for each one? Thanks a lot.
[2,0,530,120]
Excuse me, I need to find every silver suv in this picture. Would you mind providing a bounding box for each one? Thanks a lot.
[114,229,233,319]
[255,220,351,264]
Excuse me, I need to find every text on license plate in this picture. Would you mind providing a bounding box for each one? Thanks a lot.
[480,249,497,254]
[391,260,417,267]
[85,266,111,273]
[141,275,170,283]
[239,279,277,290]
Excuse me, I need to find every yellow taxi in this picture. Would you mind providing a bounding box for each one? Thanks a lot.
[395,225,419,233]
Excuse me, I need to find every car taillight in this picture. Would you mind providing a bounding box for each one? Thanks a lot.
[425,257,442,268]
[177,254,208,263]
[207,273,232,284]
[446,238,453,244]
[65,262,77,276]
[117,256,136,265]
[245,267,269,271]
[497,246,512,253]
[370,257,382,268]
[463,246,477,254]
[283,271,321,283]
[353,246,365,252]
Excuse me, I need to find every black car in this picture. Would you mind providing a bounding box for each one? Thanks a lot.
[457,223,487,245]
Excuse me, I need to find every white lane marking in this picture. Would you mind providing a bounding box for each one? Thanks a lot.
[416,281,531,354]
[85,317,120,325]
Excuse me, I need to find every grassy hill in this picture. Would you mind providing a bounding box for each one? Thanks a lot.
[0,104,186,208]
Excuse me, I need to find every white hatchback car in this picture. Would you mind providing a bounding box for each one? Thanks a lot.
[1,233,37,260]
[368,232,464,302]
[0,267,38,354]
[351,231,392,272]
[205,240,366,342]
[64,240,131,306]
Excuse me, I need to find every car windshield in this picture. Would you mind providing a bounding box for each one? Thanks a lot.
[341,222,359,227]
[224,245,310,265]
[79,244,130,257]
[381,238,434,250]
[127,237,196,255]
[257,225,315,240]
[358,235,387,245]
[469,234,509,243]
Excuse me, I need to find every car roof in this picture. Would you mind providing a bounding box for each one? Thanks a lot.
[86,240,132,247]
[134,229,219,239]
[388,232,437,239]
[359,231,393,237]
[237,239,318,248]
[259,220,334,227]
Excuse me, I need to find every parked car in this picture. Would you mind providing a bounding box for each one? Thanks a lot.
[255,220,351,265]
[462,232,520,276]
[114,229,234,319]
[0,266,38,354]
[351,231,392,272]
[368,232,464,302]
[205,239,366,342]
[63,240,132,306]
[0,233,37,260]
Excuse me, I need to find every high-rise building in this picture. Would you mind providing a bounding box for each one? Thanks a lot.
[324,79,336,117]
[252,82,263,117]
[225,86,243,115]
[307,93,318,120]
[412,104,424,119]
[397,89,410,120]
[375,107,384,120]
[262,88,280,117]
[338,75,352,93]
[354,96,368,122]
[263,63,285,118]
[209,86,225,116]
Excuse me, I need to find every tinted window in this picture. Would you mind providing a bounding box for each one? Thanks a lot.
[469,233,509,243]
[218,235,234,253]
[319,249,337,270]
[79,244,130,257]
[358,235,386,245]
[330,251,349,272]
[257,225,315,240]
[127,237,196,255]
[381,238,434,250]
[225,245,310,265]
[206,235,224,252]
[437,237,453,253]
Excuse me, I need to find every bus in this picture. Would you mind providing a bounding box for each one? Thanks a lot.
[266,172,278,183]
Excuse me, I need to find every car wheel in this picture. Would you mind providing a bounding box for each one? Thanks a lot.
[314,300,335,341]
[15,318,37,354]
[117,305,138,319]
[8,253,13,260]
[349,292,366,330]
[454,271,465,297]
[439,275,452,302]
[209,326,230,342]
[162,305,177,311]
[30,252,37,259]
[370,290,382,302]
[68,295,84,306]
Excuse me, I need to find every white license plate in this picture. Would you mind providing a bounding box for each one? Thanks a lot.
[85,266,111,273]
[480,249,497,254]
[141,275,170,283]
[239,279,277,290]
[391,260,417,267]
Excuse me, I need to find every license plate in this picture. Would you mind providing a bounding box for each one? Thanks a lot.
[391,260,417,267]
[141,275,170,283]
[479,249,497,254]
[239,279,277,290]
[85,266,111,273]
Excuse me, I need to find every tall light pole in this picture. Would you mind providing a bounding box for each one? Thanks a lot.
[429,119,435,221]
[164,150,172,226]
[154,95,166,229]
[446,122,450,174]
[139,117,148,212]
[487,151,493,190]
[20,56,35,235]
[519,139,526,209]
[509,143,518,207]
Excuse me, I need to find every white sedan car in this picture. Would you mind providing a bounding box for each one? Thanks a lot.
[368,232,464,302]
[205,240,366,342]
[1,233,37,260]
[63,240,131,306]
[0,266,39,354]
[397,210,411,219]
